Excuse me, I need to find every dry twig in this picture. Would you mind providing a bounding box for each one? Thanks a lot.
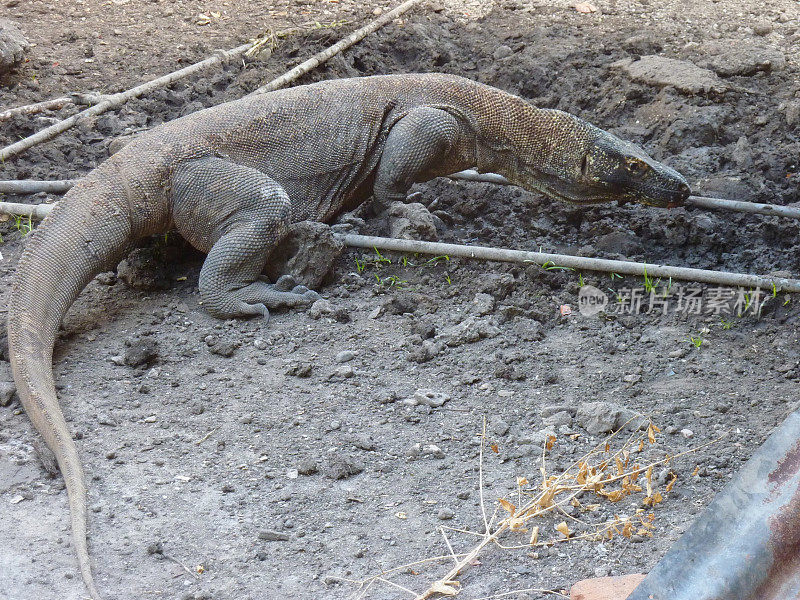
[250,0,423,95]
[0,39,260,161]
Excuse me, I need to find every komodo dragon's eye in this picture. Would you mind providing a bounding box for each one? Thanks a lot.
[625,159,648,176]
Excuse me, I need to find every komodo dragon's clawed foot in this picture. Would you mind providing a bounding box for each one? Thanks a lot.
[238,280,320,309]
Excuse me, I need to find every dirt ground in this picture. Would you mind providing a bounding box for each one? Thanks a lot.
[2,1,800,599]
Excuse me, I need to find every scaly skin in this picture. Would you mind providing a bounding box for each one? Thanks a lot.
[7,73,690,599]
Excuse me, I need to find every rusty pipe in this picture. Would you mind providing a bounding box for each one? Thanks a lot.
[628,409,800,599]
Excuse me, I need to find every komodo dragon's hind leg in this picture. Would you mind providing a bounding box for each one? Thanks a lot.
[373,106,462,211]
[172,157,318,320]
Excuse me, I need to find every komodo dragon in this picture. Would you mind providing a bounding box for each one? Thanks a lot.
[7,73,690,599]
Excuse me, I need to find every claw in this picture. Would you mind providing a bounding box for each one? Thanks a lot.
[274,274,297,292]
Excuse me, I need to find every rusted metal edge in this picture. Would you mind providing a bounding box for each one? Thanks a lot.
[628,409,800,600]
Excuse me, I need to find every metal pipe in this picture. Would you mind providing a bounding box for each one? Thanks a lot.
[449,170,800,220]
[3,201,800,291]
[341,233,800,293]
[3,171,800,223]
[628,409,800,600]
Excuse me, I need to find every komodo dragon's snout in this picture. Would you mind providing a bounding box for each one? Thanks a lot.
[517,127,691,209]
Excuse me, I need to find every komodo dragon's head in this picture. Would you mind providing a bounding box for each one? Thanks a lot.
[508,111,691,208]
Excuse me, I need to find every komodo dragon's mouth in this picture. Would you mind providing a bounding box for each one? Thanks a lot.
[528,175,691,209]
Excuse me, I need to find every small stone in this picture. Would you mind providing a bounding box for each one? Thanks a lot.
[0,18,29,75]
[207,340,235,357]
[472,293,496,316]
[253,338,267,350]
[124,338,158,368]
[437,508,455,520]
[285,362,313,377]
[541,405,577,418]
[296,460,318,475]
[493,45,513,60]
[680,428,694,439]
[0,381,16,406]
[406,443,422,458]
[324,455,364,480]
[423,444,445,459]
[490,419,510,437]
[258,530,290,542]
[409,389,450,408]
[308,299,334,319]
[388,202,438,241]
[543,410,573,428]
[329,365,354,379]
[753,22,773,36]
[335,350,356,363]
[576,402,641,435]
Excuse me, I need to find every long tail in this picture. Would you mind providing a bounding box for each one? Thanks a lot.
[8,179,135,600]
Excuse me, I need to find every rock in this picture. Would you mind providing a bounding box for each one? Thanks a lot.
[263,221,344,289]
[752,22,773,36]
[0,19,29,75]
[493,45,513,60]
[576,402,640,435]
[119,246,177,291]
[207,339,235,358]
[0,381,16,406]
[296,460,318,475]
[123,338,158,368]
[335,350,356,363]
[438,316,500,347]
[612,55,727,95]
[324,455,364,480]
[405,389,450,408]
[258,530,290,542]
[570,574,646,600]
[475,273,515,299]
[490,419,510,437]
[437,508,455,520]
[785,101,800,127]
[471,293,496,316]
[541,405,577,418]
[328,365,354,380]
[423,444,445,459]
[285,362,313,378]
[680,428,694,439]
[730,136,752,170]
[308,299,334,319]
[543,410,573,428]
[595,231,643,256]
[701,40,785,76]
[406,339,443,364]
[388,202,438,241]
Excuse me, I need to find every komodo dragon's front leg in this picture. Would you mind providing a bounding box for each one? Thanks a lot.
[373,106,462,210]
[171,157,319,319]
